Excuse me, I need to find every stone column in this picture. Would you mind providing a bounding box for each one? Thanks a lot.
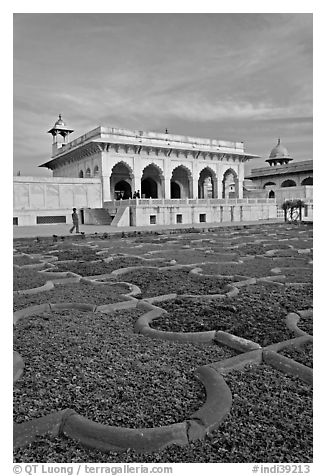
[163,177,171,199]
[212,177,218,199]
[217,178,223,199]
[133,175,142,197]
[237,163,244,199]
[102,176,111,202]
[237,180,243,199]
[191,176,198,199]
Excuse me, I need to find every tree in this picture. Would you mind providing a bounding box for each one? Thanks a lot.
[281,199,305,222]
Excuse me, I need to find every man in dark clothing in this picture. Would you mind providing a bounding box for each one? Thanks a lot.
[70,208,79,233]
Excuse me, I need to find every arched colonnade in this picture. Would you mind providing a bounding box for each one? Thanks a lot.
[108,162,241,200]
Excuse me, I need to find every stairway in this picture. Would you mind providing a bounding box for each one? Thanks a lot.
[83,208,114,225]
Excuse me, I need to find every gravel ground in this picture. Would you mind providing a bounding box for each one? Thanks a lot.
[13,267,49,291]
[271,257,312,267]
[51,248,101,261]
[199,257,276,278]
[14,309,236,428]
[140,249,238,264]
[13,222,313,463]
[13,282,131,311]
[280,342,313,368]
[13,364,312,463]
[156,284,313,346]
[14,255,42,266]
[120,268,233,297]
[297,313,313,335]
[280,268,312,283]
[53,257,169,276]
[272,249,311,258]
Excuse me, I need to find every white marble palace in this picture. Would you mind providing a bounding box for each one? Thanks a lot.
[13,116,278,227]
[41,115,258,201]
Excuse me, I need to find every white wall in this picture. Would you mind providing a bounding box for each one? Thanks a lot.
[13,176,102,226]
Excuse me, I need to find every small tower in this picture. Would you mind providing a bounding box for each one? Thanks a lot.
[48,114,74,156]
[266,138,293,167]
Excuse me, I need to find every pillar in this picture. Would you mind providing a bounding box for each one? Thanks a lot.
[132,175,142,197]
[237,180,243,199]
[102,176,111,203]
[191,176,198,199]
[217,178,223,199]
[212,177,218,199]
[163,177,170,199]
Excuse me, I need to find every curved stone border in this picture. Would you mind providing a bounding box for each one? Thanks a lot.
[13,280,54,296]
[262,349,312,385]
[215,331,261,353]
[13,351,24,384]
[134,298,262,348]
[14,364,232,453]
[286,310,313,337]
[209,349,263,373]
[13,229,313,453]
[13,302,232,452]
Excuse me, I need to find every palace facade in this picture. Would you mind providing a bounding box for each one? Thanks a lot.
[40,116,259,202]
[13,116,280,227]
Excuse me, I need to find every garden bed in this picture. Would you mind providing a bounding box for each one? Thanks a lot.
[51,248,101,262]
[13,364,312,463]
[13,268,49,291]
[13,282,131,311]
[279,342,313,368]
[199,257,275,278]
[140,250,238,265]
[14,309,235,429]
[121,268,233,297]
[14,255,42,266]
[52,257,169,276]
[271,257,311,268]
[156,284,313,346]
[278,268,312,284]
[296,312,313,335]
[272,249,309,258]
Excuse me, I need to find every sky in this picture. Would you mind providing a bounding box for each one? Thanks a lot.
[13,13,313,176]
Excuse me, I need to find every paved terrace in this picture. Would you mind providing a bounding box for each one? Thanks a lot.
[13,219,282,239]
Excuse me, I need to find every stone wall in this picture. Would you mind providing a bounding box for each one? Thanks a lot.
[128,198,277,227]
[13,176,102,226]
[275,186,313,204]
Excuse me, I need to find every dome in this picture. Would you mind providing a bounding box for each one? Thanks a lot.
[54,114,65,127]
[269,138,291,159]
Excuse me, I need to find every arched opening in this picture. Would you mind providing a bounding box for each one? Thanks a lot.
[141,177,158,198]
[198,167,217,198]
[263,181,276,189]
[268,190,275,198]
[114,180,132,200]
[79,170,84,178]
[170,166,192,198]
[94,165,99,176]
[301,177,313,186]
[281,179,296,188]
[222,168,238,198]
[86,168,91,178]
[171,181,181,198]
[141,164,163,198]
[110,162,133,200]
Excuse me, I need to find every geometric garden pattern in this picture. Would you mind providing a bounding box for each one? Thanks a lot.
[13,223,313,463]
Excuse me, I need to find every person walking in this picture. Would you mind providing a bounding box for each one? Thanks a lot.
[70,208,79,233]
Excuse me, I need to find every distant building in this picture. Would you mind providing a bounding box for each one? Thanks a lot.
[245,139,313,220]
